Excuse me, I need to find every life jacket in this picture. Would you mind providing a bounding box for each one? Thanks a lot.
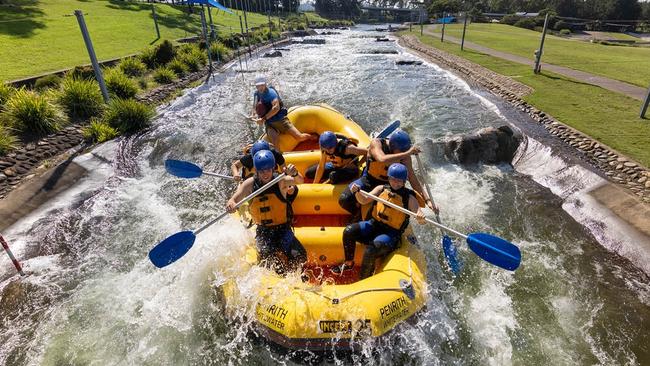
[365,139,393,182]
[254,86,284,118]
[371,185,415,232]
[249,173,293,227]
[324,134,358,168]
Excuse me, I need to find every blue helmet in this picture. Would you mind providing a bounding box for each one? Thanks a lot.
[253,150,275,171]
[388,130,412,152]
[319,131,337,149]
[250,141,270,156]
[387,163,408,181]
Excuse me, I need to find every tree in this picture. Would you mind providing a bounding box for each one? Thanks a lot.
[427,0,463,14]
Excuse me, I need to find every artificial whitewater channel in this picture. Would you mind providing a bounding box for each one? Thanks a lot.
[1,25,648,365]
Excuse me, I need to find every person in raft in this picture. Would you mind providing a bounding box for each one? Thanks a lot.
[251,76,313,150]
[231,140,285,183]
[338,129,438,220]
[332,163,426,278]
[226,150,307,274]
[304,131,368,184]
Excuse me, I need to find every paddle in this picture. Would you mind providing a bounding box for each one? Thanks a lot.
[165,159,234,180]
[372,119,400,139]
[148,173,287,268]
[414,154,461,274]
[358,190,521,271]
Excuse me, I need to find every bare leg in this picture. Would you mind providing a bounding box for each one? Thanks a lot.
[266,126,280,149]
[287,125,314,142]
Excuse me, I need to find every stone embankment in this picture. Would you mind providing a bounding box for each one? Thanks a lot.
[399,35,650,203]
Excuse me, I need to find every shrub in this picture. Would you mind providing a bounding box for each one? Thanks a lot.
[560,28,571,35]
[167,58,188,76]
[34,74,62,90]
[153,67,176,84]
[514,18,536,30]
[154,40,176,65]
[82,119,119,143]
[104,68,138,99]
[140,47,158,69]
[209,42,232,60]
[68,65,96,80]
[118,57,147,77]
[220,34,243,49]
[58,77,104,119]
[103,98,154,133]
[0,83,16,110]
[177,42,199,55]
[137,77,148,90]
[501,14,521,26]
[554,20,568,31]
[0,125,17,155]
[180,49,206,72]
[5,89,65,135]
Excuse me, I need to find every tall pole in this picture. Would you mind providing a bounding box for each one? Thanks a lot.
[1,234,25,276]
[640,84,650,119]
[74,10,110,103]
[419,7,423,36]
[151,4,161,39]
[200,7,213,75]
[441,12,446,42]
[534,13,549,74]
[207,4,215,40]
[461,12,468,50]
[239,15,249,68]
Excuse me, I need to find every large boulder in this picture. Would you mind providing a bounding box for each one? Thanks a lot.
[445,126,522,165]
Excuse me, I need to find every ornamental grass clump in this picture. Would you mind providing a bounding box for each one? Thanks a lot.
[5,89,65,135]
[34,74,62,90]
[119,57,147,77]
[104,68,138,99]
[209,42,232,61]
[0,83,16,111]
[153,67,176,84]
[0,125,17,155]
[82,118,119,143]
[180,49,206,72]
[58,77,104,120]
[103,98,154,133]
[167,58,188,77]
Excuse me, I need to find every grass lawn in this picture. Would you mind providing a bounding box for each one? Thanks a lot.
[426,23,650,87]
[405,31,650,167]
[0,0,275,81]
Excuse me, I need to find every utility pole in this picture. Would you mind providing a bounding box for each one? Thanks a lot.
[641,84,650,119]
[151,4,160,39]
[207,5,215,40]
[200,7,213,75]
[74,10,110,103]
[534,13,549,74]
[461,12,468,50]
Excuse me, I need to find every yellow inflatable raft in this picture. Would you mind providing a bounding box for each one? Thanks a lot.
[221,104,428,351]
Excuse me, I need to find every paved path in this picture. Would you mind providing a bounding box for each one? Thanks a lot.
[424,28,648,101]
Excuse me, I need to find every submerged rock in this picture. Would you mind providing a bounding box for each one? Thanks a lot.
[302,38,326,45]
[263,50,282,58]
[396,60,423,65]
[375,37,391,42]
[444,126,522,165]
[361,49,399,54]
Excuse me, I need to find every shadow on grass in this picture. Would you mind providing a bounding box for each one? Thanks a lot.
[105,0,201,36]
[0,0,46,38]
[537,71,599,88]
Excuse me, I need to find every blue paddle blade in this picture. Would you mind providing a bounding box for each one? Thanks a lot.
[376,120,400,138]
[165,159,203,178]
[442,235,462,274]
[467,233,521,271]
[149,231,196,268]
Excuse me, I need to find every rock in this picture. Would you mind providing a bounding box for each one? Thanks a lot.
[262,50,282,58]
[0,160,12,168]
[624,162,637,168]
[445,125,522,165]
[3,168,16,177]
[14,166,29,174]
[362,49,399,54]
[15,154,28,161]
[639,176,648,184]
[302,38,326,45]
[646,181,650,189]
[375,37,391,42]
[0,173,6,182]
[617,157,627,162]
[616,164,623,170]
[396,60,423,65]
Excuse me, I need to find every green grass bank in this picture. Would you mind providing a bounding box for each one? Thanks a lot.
[403,31,650,168]
[426,23,650,87]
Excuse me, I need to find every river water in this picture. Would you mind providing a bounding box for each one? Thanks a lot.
[1,26,649,365]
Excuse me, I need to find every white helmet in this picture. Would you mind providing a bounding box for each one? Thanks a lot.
[254,76,267,86]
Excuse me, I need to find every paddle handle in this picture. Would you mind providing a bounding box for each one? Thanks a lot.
[359,190,467,239]
[194,173,287,235]
[1,234,25,276]
[203,171,235,180]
